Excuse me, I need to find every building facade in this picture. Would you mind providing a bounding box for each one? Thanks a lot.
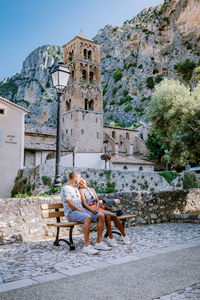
[0,97,29,197]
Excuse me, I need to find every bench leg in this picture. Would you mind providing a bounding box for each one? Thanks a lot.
[104,219,126,238]
[69,226,75,251]
[54,227,60,246]
[53,226,75,250]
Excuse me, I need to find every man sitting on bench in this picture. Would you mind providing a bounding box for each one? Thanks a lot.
[60,170,111,255]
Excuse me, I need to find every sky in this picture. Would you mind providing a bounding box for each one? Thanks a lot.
[0,0,163,81]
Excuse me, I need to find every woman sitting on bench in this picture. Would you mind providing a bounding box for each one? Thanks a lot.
[78,178,131,246]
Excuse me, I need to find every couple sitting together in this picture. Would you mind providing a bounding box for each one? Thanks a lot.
[61,170,130,255]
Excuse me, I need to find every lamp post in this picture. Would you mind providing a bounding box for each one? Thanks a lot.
[103,140,108,170]
[51,61,70,186]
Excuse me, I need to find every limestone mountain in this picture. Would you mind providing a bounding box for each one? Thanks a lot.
[0,0,199,128]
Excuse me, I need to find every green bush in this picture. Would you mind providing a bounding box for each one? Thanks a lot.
[113,70,122,82]
[158,171,179,184]
[124,105,132,112]
[182,172,200,189]
[155,75,163,84]
[112,87,118,96]
[141,96,151,102]
[123,90,129,97]
[174,59,196,81]
[103,83,108,95]
[42,175,52,186]
[138,64,143,69]
[146,77,155,89]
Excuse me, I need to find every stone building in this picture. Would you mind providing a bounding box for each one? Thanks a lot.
[0,96,29,197]
[21,32,153,172]
[58,31,153,171]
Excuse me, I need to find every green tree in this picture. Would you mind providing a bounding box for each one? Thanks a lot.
[147,78,200,166]
[113,70,122,82]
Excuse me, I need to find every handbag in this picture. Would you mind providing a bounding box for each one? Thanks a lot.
[103,198,123,216]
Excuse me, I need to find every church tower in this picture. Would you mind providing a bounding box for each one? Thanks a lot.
[61,31,103,153]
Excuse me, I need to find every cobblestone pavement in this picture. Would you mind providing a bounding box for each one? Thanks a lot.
[0,223,200,286]
[154,283,200,299]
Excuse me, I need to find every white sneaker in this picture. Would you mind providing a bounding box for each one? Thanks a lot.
[83,245,99,255]
[106,237,118,247]
[94,241,112,251]
[121,235,131,245]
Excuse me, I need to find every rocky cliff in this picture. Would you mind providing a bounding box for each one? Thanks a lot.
[0,0,199,128]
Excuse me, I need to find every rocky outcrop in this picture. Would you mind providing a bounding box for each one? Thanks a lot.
[94,0,200,126]
[0,0,199,127]
[0,45,62,127]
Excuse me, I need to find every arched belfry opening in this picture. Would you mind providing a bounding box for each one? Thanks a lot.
[89,99,94,111]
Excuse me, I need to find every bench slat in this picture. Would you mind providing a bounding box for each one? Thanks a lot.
[45,215,136,227]
[41,203,63,210]
[42,211,65,219]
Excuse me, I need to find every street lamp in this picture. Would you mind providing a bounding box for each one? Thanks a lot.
[51,61,70,186]
[103,140,108,170]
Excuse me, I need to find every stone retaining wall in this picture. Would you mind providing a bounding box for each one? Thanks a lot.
[1,189,200,245]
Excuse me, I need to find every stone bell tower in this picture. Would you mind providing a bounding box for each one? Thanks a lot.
[61,31,103,153]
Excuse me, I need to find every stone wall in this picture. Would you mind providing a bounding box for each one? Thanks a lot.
[12,165,185,196]
[1,189,200,245]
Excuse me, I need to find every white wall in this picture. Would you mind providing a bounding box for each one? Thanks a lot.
[0,102,26,197]
[46,152,106,169]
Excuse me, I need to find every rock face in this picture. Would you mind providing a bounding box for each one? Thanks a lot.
[94,0,200,126]
[0,45,62,127]
[0,0,200,127]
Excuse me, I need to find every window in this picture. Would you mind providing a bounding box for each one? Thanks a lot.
[84,49,87,59]
[123,165,128,170]
[112,131,116,139]
[89,71,93,83]
[66,129,68,134]
[71,129,73,135]
[0,109,4,114]
[88,50,92,60]
[97,132,99,139]
[139,166,143,172]
[62,117,64,123]
[66,100,70,111]
[126,132,129,140]
[69,52,72,61]
[85,99,88,110]
[81,129,84,135]
[89,99,94,111]
[82,70,87,81]
[62,134,64,140]
[72,70,74,80]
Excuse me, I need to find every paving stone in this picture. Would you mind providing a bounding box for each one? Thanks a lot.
[32,272,67,283]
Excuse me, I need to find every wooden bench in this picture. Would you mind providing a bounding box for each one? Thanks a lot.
[41,200,136,251]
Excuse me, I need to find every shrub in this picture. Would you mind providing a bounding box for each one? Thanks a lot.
[182,172,200,189]
[146,77,155,89]
[42,175,52,186]
[138,64,143,69]
[103,83,108,95]
[112,87,118,96]
[103,99,107,109]
[113,70,122,82]
[174,59,196,81]
[123,90,129,97]
[110,100,115,105]
[155,75,163,84]
[158,171,179,184]
[124,105,132,112]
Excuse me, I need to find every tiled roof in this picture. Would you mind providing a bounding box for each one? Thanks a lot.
[24,140,56,151]
[25,125,56,136]
[111,155,154,165]
[76,31,93,41]
[0,96,30,113]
